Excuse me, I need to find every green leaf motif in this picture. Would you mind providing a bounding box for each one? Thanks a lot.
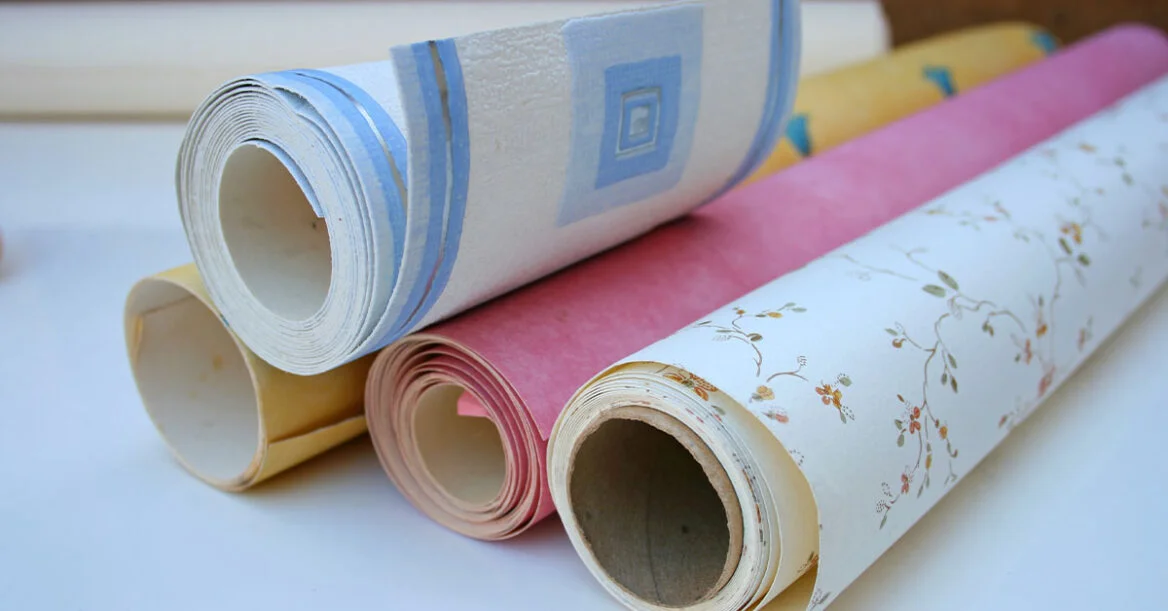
[917,484,925,498]
[1078,253,1091,267]
[784,302,796,309]
[895,419,904,430]
[885,328,899,336]
[716,329,732,333]
[937,270,959,290]
[950,376,959,393]
[1123,172,1134,186]
[748,333,763,342]
[791,307,807,313]
[948,353,958,369]
[880,513,888,529]
[838,375,853,387]
[941,372,949,386]
[922,284,948,298]
[897,434,905,447]
[1059,237,1073,255]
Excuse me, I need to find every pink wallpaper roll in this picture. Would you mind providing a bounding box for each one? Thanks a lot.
[365,25,1168,540]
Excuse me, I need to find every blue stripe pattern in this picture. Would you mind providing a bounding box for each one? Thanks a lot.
[262,70,409,278]
[707,0,800,203]
[398,39,471,332]
[292,69,410,274]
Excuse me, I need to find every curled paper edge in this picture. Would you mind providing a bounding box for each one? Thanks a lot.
[125,264,372,491]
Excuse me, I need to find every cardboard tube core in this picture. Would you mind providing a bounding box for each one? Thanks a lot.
[129,280,260,483]
[568,407,743,607]
[413,384,507,505]
[218,142,331,320]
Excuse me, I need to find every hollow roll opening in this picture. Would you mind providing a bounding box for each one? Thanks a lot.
[413,384,507,506]
[128,280,260,484]
[218,142,331,321]
[568,410,743,607]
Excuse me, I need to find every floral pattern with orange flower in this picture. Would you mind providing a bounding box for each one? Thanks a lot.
[814,375,856,423]
[816,383,841,408]
[693,303,806,376]
[695,305,859,428]
[855,246,1022,527]
[1061,221,1083,245]
[664,371,718,401]
[752,385,775,402]
[1037,366,1056,398]
[762,410,789,424]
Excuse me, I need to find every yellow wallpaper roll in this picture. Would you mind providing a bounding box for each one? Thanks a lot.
[124,264,373,491]
[746,22,1059,184]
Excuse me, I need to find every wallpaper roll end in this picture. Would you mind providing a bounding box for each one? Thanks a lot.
[565,406,744,607]
[125,264,369,492]
[365,335,552,540]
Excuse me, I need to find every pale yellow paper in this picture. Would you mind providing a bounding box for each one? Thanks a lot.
[124,264,372,491]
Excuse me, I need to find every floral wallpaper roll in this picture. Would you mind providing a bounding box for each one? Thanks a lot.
[548,74,1168,611]
[363,25,1168,541]
[746,22,1058,184]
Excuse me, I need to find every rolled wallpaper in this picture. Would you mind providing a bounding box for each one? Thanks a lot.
[746,22,1059,183]
[0,1,887,118]
[178,0,800,375]
[548,72,1168,611]
[124,265,372,491]
[363,26,1168,540]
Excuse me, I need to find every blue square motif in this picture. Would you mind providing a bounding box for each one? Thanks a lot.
[618,89,660,153]
[558,4,703,226]
[597,56,682,189]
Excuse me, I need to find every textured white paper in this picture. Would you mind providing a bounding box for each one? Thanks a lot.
[550,75,1168,611]
[178,0,800,374]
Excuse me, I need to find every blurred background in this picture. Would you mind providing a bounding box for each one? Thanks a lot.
[883,0,1168,46]
[2,0,1166,120]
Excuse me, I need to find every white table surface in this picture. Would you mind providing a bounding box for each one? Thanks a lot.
[2,121,1167,610]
